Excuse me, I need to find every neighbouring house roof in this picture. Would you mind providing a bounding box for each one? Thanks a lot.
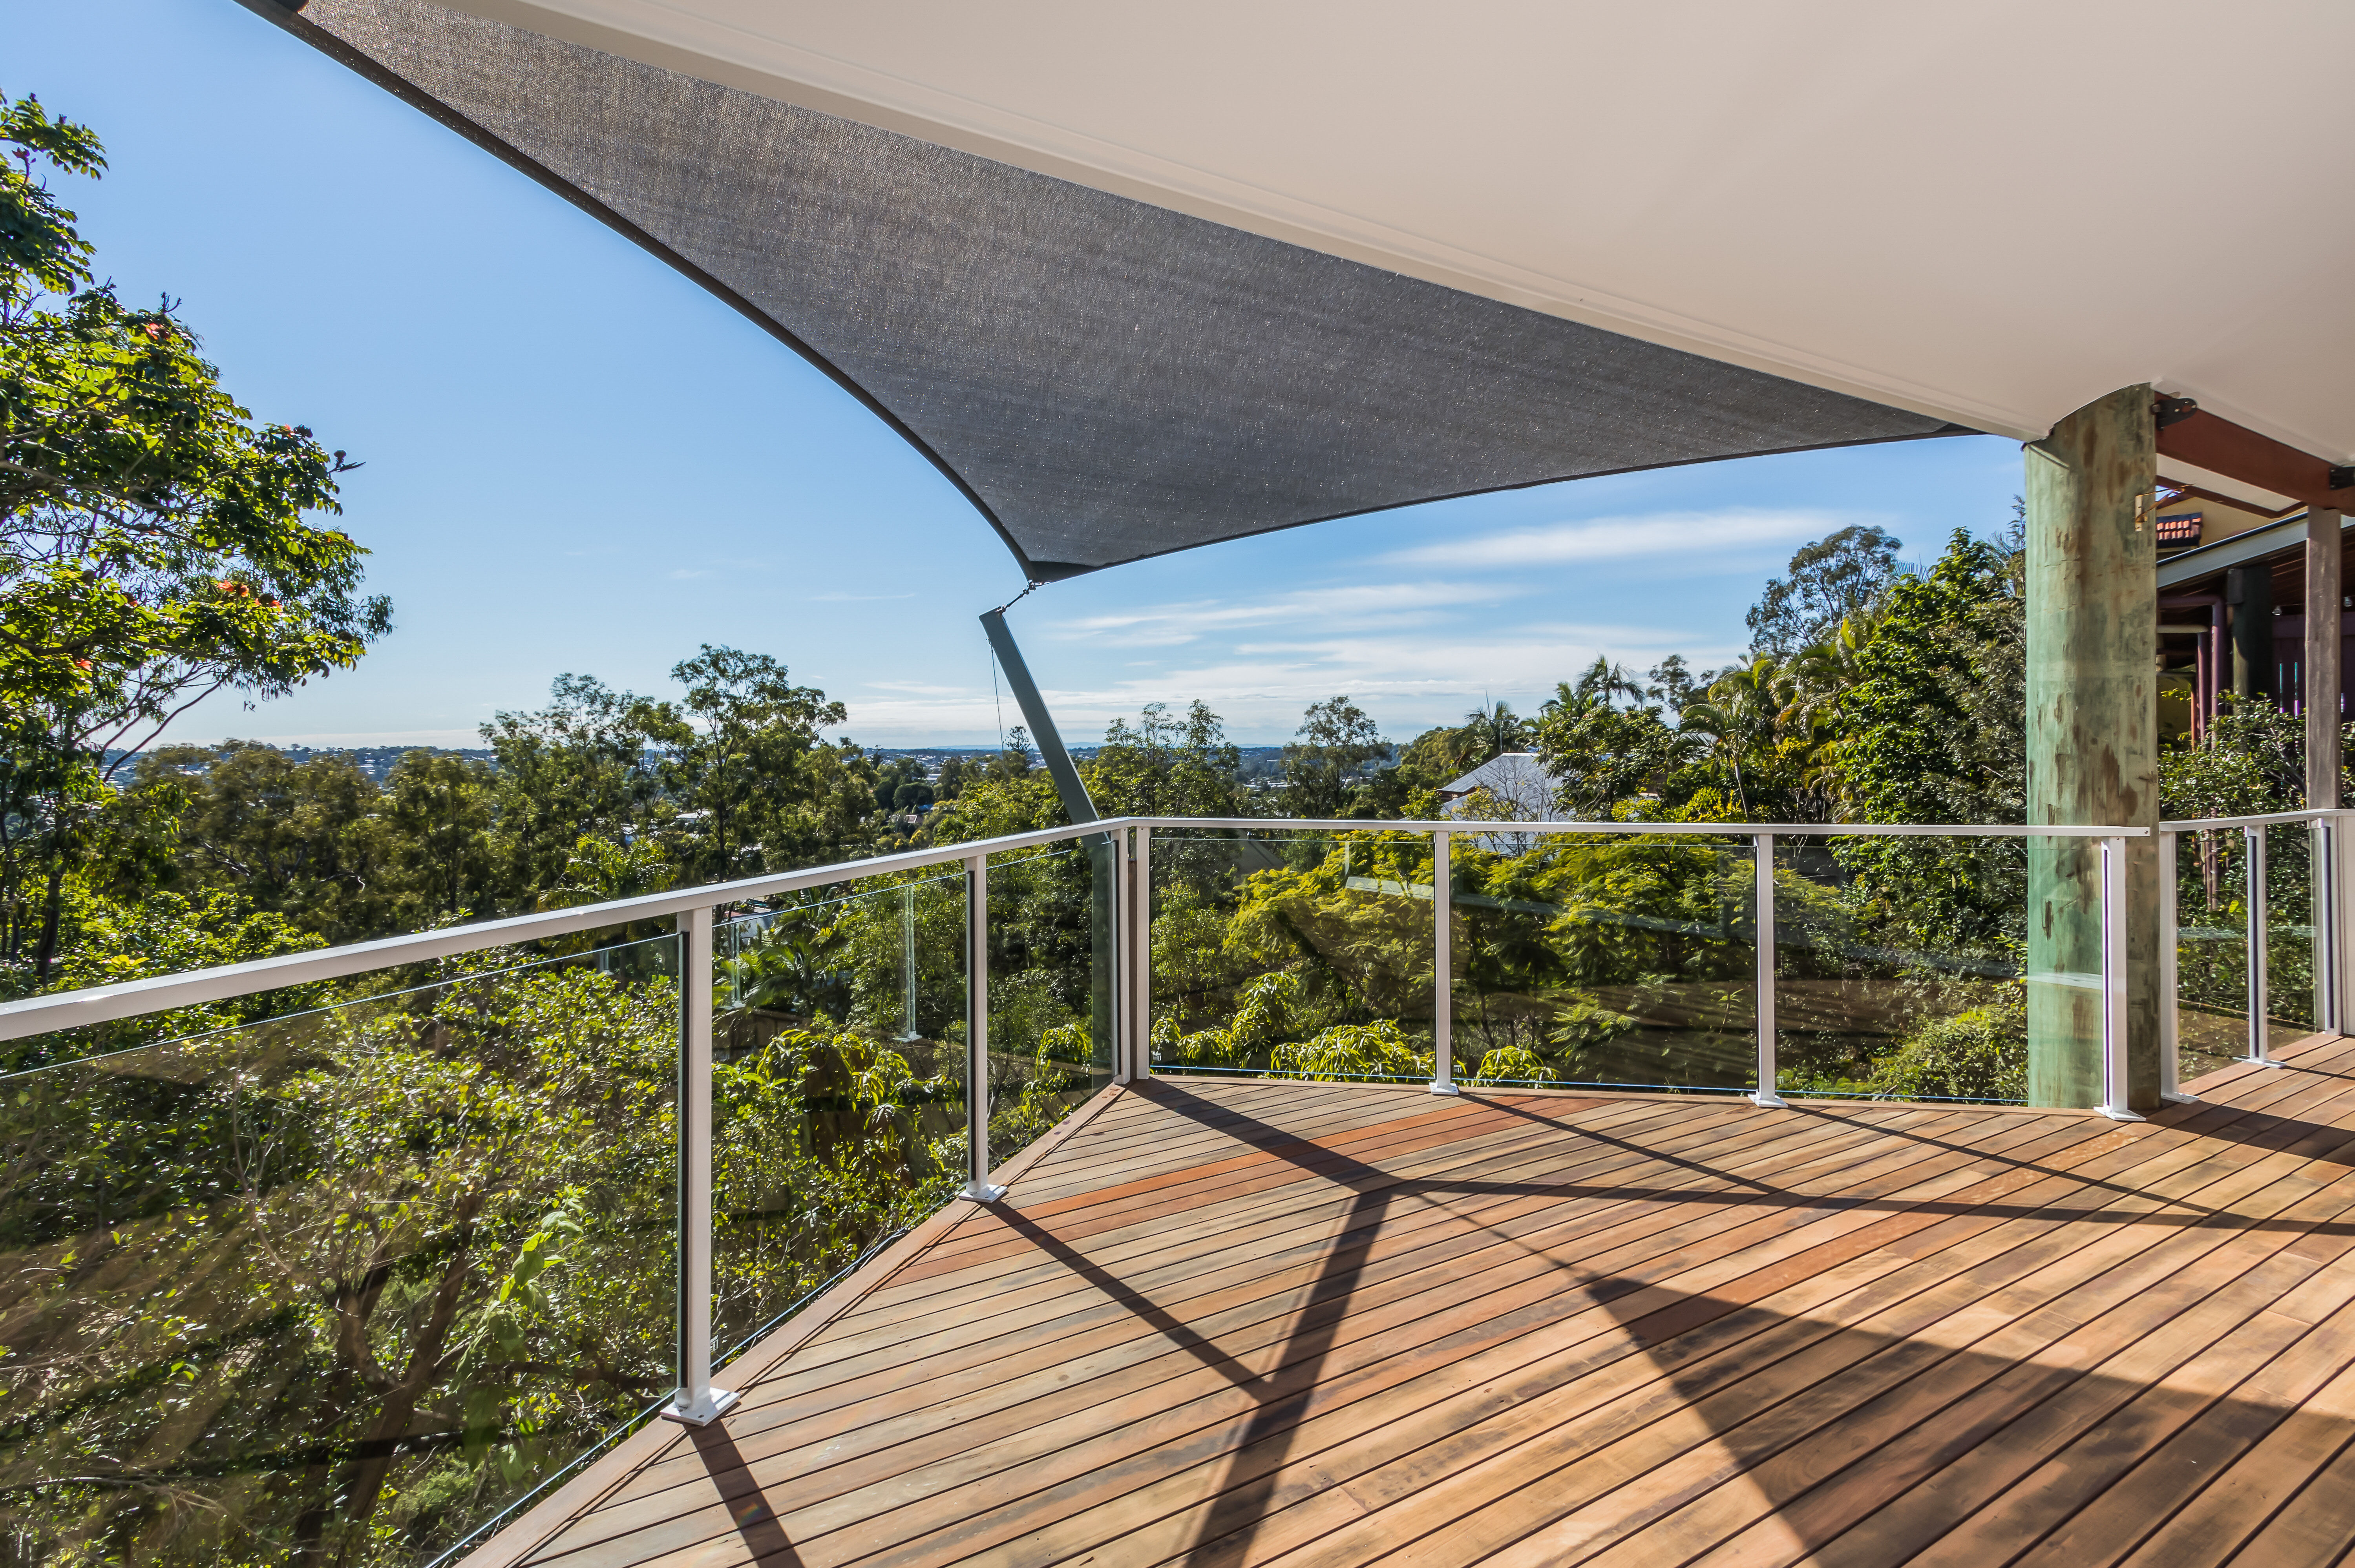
[1437,752,1559,821]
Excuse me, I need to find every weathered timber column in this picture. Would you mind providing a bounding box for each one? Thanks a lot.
[2308,508,2343,807]
[2308,507,2343,1031]
[2026,385,2160,1110]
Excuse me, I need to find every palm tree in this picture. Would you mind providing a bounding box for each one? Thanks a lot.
[1570,655,1647,711]
[1678,657,1790,818]
[1781,612,1876,734]
[1445,699,1531,770]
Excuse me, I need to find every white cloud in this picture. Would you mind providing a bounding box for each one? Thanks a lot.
[829,622,1751,746]
[1378,507,1871,570]
[1050,580,1518,648]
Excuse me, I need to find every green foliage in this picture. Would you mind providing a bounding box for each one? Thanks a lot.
[0,95,105,299]
[1083,701,1249,820]
[1269,1019,1432,1082]
[0,93,389,982]
[1280,696,1385,818]
[1745,524,1902,656]
[1535,682,1686,821]
[1827,527,2023,826]
[4,880,327,1070]
[1467,1044,1555,1084]
[2160,699,2320,820]
[128,741,393,940]
[0,960,683,1563]
[1862,992,2028,1101]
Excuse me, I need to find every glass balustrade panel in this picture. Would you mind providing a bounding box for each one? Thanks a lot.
[2262,820,2318,1054]
[1149,829,1437,1087]
[1776,833,2028,1104]
[1447,829,1758,1095]
[983,840,1113,1172]
[713,871,969,1367]
[0,933,681,1568]
[2174,826,2253,1078]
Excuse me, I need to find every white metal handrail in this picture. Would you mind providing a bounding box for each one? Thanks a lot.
[0,820,1098,1041]
[0,806,2315,1431]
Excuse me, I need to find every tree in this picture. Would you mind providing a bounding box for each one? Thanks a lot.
[1645,654,1706,716]
[1745,524,1901,656]
[1569,655,1646,711]
[1822,526,2027,954]
[1083,701,1248,820]
[639,646,855,882]
[0,94,390,982]
[1279,696,1385,818]
[1535,683,1688,821]
[382,751,499,923]
[479,674,664,904]
[1440,699,1532,773]
[129,741,396,941]
[1678,658,1792,819]
[1827,527,2023,827]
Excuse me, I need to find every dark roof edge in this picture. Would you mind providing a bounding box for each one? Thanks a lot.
[231,0,1049,586]
[2156,508,2338,590]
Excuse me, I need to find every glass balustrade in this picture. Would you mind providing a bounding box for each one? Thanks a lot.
[712,871,968,1368]
[1772,832,2028,1103]
[1445,829,1758,1094]
[0,806,2326,1568]
[1148,829,1438,1086]
[0,934,681,1568]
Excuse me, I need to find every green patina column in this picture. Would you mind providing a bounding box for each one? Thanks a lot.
[2025,385,2161,1110]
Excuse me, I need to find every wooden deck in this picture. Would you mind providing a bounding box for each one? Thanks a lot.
[478,1039,2355,1568]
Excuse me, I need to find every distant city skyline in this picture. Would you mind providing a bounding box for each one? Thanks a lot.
[15,5,2022,753]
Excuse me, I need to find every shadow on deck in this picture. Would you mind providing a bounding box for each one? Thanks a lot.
[473,1038,2355,1568]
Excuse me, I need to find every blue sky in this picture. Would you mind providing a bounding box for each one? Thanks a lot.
[13,3,2023,750]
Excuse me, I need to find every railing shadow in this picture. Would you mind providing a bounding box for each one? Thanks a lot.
[1089,1076,2355,1565]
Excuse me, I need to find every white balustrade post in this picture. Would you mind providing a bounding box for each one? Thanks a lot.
[2247,825,2277,1066]
[1751,833,1785,1108]
[1111,828,1132,1084]
[961,853,1005,1200]
[664,904,739,1425]
[2159,831,2195,1104]
[2099,837,2143,1121]
[1431,830,1458,1095]
[1134,827,1153,1079]
[2339,811,2355,1033]
[2315,816,2339,1037]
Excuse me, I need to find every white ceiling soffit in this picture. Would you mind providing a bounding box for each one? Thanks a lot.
[429,0,2355,458]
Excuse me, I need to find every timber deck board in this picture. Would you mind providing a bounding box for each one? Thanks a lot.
[484,1039,2355,1568]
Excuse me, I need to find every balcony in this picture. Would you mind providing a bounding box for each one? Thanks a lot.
[0,812,2350,1566]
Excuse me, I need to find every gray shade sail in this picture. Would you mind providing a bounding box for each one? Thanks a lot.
[249,0,1961,580]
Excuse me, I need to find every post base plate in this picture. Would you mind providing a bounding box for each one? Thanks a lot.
[661,1387,741,1427]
